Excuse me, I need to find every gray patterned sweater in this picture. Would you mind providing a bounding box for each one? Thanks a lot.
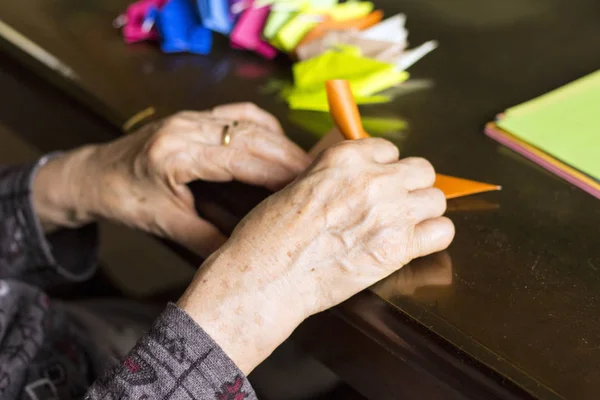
[0,159,257,400]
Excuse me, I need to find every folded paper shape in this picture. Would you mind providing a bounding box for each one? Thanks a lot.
[264,9,295,39]
[297,29,405,62]
[198,0,234,34]
[230,3,278,59]
[121,0,168,44]
[267,0,337,49]
[326,79,369,139]
[270,12,326,51]
[262,0,305,39]
[322,79,500,199]
[229,0,248,15]
[272,1,371,52]
[156,0,213,54]
[434,175,500,200]
[395,40,438,71]
[295,10,383,51]
[285,47,407,111]
[328,1,374,22]
[361,13,407,44]
[297,29,436,72]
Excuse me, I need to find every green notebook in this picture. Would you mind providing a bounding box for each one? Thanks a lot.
[497,70,600,180]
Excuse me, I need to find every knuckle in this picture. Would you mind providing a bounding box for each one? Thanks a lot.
[173,110,192,119]
[146,133,172,164]
[170,110,198,122]
[382,140,400,158]
[333,142,361,159]
[372,137,395,149]
[430,188,447,210]
[404,157,436,183]
[405,157,435,173]
[318,146,343,165]
[161,115,186,131]
[240,102,259,113]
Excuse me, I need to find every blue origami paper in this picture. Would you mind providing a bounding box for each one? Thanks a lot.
[198,0,234,34]
[156,0,213,54]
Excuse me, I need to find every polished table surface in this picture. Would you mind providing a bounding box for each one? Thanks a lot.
[1,0,600,399]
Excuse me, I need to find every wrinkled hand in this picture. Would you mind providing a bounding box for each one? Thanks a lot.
[179,138,455,373]
[33,103,310,255]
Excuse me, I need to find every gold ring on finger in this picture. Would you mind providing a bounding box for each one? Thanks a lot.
[221,124,232,146]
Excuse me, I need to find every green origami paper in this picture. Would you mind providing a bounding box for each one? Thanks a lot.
[498,69,600,180]
[327,1,374,21]
[288,110,407,138]
[264,10,294,39]
[284,46,408,111]
[262,0,310,40]
[271,13,322,51]
[288,93,390,111]
[271,1,373,52]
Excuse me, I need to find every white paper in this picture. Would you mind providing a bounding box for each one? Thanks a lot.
[360,13,407,44]
[395,40,438,71]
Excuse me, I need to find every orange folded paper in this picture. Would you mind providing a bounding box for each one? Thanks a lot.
[295,10,384,52]
[434,174,500,200]
[325,80,370,139]
[323,79,500,199]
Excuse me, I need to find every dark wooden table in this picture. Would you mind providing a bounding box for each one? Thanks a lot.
[2,1,600,399]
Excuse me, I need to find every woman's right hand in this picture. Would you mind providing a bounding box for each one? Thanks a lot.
[178,138,455,374]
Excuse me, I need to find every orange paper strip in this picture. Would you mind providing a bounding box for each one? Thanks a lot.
[323,79,500,199]
[325,80,370,140]
[296,10,384,52]
[434,174,500,200]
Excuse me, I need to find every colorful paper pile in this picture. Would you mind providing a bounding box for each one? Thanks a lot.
[486,70,600,199]
[116,0,438,110]
[284,46,409,111]
[282,10,438,111]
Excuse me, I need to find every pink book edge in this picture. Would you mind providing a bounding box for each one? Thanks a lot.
[484,125,600,200]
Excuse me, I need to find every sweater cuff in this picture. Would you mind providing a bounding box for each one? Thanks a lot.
[93,303,256,399]
[0,156,98,284]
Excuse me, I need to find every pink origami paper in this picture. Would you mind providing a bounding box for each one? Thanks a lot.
[121,0,168,44]
[230,3,278,59]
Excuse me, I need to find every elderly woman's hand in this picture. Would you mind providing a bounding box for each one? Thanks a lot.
[33,103,310,255]
[178,138,455,374]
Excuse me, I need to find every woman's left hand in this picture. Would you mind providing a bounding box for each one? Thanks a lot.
[33,103,311,256]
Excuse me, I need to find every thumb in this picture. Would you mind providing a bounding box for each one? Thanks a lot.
[164,210,228,258]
